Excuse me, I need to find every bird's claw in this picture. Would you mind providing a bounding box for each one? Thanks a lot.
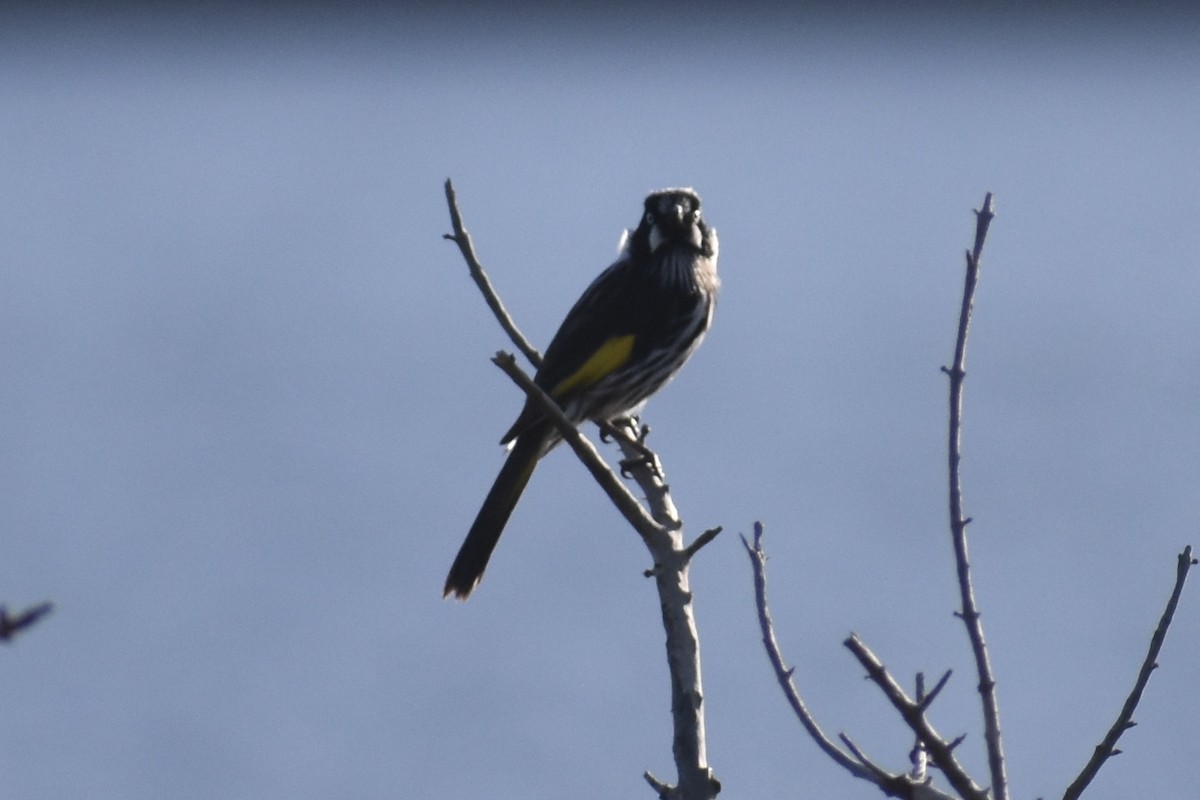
[619,450,664,480]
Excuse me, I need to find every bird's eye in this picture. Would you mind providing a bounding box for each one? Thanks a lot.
[644,211,655,225]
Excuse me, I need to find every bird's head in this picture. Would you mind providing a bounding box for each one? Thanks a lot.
[636,188,714,257]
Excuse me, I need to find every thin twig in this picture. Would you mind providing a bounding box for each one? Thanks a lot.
[0,601,53,642]
[741,523,870,779]
[845,634,989,800]
[683,527,723,561]
[644,770,672,798]
[1061,545,1197,800]
[443,179,543,367]
[839,733,892,782]
[921,669,954,712]
[743,524,962,799]
[942,192,1007,800]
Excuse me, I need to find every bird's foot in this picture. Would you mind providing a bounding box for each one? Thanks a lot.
[616,421,663,479]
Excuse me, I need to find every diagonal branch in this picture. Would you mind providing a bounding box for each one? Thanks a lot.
[491,352,664,541]
[443,179,543,367]
[940,193,1007,800]
[742,523,957,800]
[1061,545,1197,800]
[0,601,53,642]
[845,634,989,800]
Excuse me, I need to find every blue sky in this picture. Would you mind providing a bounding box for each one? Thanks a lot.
[2,5,1198,799]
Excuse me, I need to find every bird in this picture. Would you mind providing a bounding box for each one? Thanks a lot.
[443,188,720,600]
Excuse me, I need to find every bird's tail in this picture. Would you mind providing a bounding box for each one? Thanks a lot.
[443,431,545,599]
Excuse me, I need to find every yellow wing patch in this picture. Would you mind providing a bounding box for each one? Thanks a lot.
[551,334,635,398]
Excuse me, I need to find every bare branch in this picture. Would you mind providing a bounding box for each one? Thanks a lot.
[0,601,53,642]
[644,770,672,798]
[741,523,868,778]
[743,524,961,799]
[839,733,893,782]
[492,352,664,541]
[921,669,954,712]
[943,192,1007,800]
[1061,545,1197,800]
[845,634,990,800]
[683,526,723,561]
[443,179,543,367]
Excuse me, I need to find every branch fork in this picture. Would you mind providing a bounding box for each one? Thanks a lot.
[742,192,1194,800]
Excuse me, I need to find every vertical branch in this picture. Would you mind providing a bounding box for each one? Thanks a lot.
[651,541,716,800]
[611,422,719,800]
[941,193,1006,800]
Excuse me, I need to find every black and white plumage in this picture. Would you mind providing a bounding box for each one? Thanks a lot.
[444,188,719,600]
